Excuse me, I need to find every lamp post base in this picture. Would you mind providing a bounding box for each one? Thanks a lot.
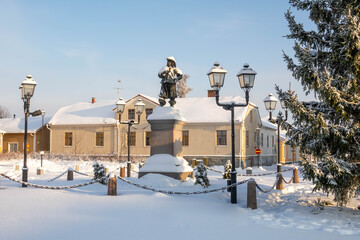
[231,171,237,204]
[22,168,28,187]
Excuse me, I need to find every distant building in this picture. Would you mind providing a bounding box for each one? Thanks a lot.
[46,93,278,167]
[0,116,49,154]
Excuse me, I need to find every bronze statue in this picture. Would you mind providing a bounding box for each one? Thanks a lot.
[158,56,183,106]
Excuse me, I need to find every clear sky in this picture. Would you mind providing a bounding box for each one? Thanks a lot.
[0,0,314,119]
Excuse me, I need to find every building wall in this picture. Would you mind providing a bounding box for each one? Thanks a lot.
[3,133,35,153]
[0,133,3,153]
[34,126,50,152]
[49,124,116,155]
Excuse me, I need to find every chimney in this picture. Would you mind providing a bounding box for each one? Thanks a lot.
[92,97,95,104]
[208,90,216,97]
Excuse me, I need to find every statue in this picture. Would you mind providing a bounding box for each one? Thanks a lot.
[158,56,183,106]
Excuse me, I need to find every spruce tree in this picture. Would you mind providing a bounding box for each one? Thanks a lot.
[93,162,107,185]
[279,0,360,206]
[195,162,210,188]
[223,160,232,179]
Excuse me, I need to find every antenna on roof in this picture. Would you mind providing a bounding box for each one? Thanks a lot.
[114,80,123,98]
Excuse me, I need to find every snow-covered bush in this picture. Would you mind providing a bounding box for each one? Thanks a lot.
[195,162,210,188]
[223,160,231,179]
[93,162,107,185]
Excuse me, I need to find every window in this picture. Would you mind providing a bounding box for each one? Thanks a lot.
[182,131,189,146]
[65,132,73,146]
[146,108,153,119]
[272,135,275,147]
[246,131,249,148]
[267,135,269,148]
[8,143,18,152]
[128,109,135,120]
[128,132,136,146]
[217,130,227,145]
[261,133,264,147]
[96,132,104,147]
[145,132,151,146]
[254,131,257,146]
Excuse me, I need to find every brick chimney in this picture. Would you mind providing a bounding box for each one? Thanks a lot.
[208,90,216,97]
[91,97,95,104]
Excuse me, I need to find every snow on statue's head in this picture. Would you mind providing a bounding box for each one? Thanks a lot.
[167,56,176,67]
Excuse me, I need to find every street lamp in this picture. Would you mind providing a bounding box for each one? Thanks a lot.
[116,98,145,177]
[19,75,37,187]
[40,109,46,168]
[207,62,256,204]
[263,93,288,172]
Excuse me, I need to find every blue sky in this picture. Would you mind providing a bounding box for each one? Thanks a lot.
[0,0,314,118]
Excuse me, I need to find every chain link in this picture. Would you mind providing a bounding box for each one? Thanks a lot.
[254,173,280,193]
[1,173,108,190]
[47,169,70,182]
[70,168,92,177]
[117,176,249,195]
[282,176,293,184]
[205,165,293,177]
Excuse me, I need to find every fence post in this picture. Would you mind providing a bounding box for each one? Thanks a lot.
[107,175,117,196]
[246,167,252,175]
[37,167,44,175]
[67,170,74,181]
[191,158,196,168]
[247,178,257,210]
[276,173,283,190]
[120,167,125,178]
[293,167,299,184]
[203,157,209,166]
[75,165,80,172]
[15,164,20,171]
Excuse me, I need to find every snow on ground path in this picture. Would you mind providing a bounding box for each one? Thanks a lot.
[0,159,359,240]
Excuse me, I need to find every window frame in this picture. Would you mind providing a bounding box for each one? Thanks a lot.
[216,130,227,146]
[96,132,104,147]
[65,132,73,147]
[145,131,151,147]
[128,109,135,120]
[182,130,189,146]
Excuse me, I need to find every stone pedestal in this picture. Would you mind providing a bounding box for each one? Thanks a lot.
[139,107,193,181]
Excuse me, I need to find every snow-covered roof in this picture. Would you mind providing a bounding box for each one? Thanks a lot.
[49,100,117,125]
[0,117,49,133]
[261,115,277,130]
[127,94,159,106]
[48,95,255,125]
[174,96,251,123]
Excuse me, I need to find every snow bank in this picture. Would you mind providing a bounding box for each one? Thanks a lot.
[139,154,193,173]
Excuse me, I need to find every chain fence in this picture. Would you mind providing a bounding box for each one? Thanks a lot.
[254,173,280,193]
[116,175,249,195]
[282,175,294,184]
[47,169,70,182]
[205,165,293,177]
[0,173,108,190]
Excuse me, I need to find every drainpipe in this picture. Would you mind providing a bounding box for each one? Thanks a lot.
[46,124,52,153]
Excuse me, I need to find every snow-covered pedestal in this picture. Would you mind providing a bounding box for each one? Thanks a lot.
[139,107,193,181]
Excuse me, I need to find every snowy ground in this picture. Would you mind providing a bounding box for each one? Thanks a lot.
[0,158,359,240]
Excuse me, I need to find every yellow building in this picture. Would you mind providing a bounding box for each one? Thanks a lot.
[46,94,279,167]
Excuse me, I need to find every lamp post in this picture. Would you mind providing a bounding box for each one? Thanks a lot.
[263,93,288,172]
[207,62,256,204]
[40,109,46,167]
[19,75,37,187]
[116,98,145,177]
